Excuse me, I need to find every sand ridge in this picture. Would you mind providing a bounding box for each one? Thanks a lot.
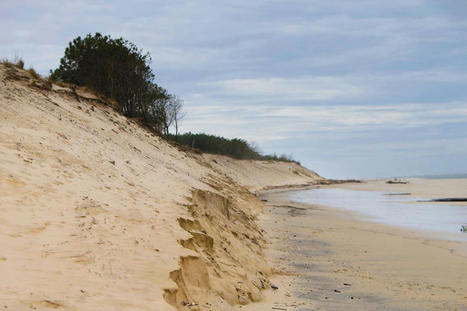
[0,64,322,310]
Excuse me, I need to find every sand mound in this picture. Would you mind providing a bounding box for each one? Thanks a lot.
[0,64,322,310]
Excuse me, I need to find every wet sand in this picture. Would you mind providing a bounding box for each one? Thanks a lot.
[240,185,467,311]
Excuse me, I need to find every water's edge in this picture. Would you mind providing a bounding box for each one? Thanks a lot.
[288,188,467,241]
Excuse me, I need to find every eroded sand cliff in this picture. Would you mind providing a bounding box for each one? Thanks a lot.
[0,64,322,310]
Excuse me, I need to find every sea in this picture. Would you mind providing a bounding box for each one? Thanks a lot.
[289,187,467,241]
[402,173,467,179]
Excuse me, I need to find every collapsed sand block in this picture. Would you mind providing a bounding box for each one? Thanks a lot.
[179,231,215,252]
[192,189,231,220]
[164,256,211,308]
[177,217,203,232]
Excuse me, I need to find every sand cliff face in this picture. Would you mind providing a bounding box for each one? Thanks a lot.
[0,64,322,310]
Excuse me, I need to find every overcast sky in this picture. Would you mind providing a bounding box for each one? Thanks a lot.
[2,0,467,178]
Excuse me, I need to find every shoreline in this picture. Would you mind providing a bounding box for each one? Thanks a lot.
[332,178,467,206]
[240,182,467,311]
[287,186,467,242]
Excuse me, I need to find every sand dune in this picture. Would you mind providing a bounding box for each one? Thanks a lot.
[0,64,322,310]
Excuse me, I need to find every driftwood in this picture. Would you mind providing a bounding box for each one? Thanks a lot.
[418,198,467,203]
[386,180,409,184]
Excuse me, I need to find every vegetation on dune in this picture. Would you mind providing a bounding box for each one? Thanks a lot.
[261,153,300,163]
[0,56,25,69]
[2,34,299,164]
[1,56,39,79]
[50,33,183,135]
[1,57,52,91]
[168,133,261,160]
[168,132,299,163]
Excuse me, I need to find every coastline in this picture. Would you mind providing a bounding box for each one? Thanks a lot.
[333,178,467,206]
[240,182,467,311]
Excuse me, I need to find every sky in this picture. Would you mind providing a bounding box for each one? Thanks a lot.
[1,0,467,178]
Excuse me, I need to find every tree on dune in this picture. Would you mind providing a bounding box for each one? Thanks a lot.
[50,32,183,135]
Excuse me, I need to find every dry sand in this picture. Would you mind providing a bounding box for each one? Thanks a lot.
[240,181,467,311]
[0,64,322,310]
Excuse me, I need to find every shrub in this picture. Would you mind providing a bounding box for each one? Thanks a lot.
[16,59,24,69]
[168,133,262,160]
[168,132,299,163]
[28,67,40,79]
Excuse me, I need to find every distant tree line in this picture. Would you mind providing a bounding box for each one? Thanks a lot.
[168,132,299,163]
[50,33,183,135]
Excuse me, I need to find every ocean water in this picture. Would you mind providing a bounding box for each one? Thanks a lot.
[418,173,467,179]
[289,188,467,241]
[384,173,467,179]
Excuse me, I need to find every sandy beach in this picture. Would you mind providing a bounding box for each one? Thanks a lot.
[239,180,467,311]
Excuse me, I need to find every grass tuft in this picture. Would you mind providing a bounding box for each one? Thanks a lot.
[16,59,24,69]
[0,57,25,69]
[27,67,40,79]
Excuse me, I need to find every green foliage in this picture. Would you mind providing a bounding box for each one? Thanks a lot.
[168,132,262,159]
[168,132,299,163]
[50,33,178,133]
[261,153,299,164]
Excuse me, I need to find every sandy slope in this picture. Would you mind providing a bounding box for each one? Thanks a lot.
[0,64,322,310]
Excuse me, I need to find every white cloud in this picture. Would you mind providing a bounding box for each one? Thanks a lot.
[180,101,467,145]
[203,76,365,101]
[263,102,467,128]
